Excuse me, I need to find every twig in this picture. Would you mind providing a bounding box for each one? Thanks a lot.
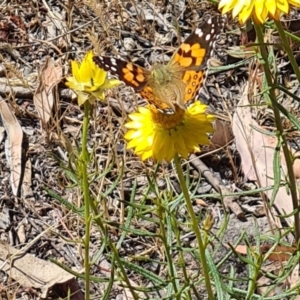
[0,84,73,100]
[190,154,246,220]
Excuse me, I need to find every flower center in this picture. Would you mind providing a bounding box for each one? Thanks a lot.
[151,105,185,130]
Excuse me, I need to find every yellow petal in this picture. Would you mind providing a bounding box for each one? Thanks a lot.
[71,60,81,82]
[219,0,300,24]
[124,102,215,162]
[77,93,89,106]
[232,0,245,18]
[66,51,119,100]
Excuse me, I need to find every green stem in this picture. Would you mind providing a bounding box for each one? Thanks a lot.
[82,101,91,300]
[275,20,300,82]
[158,204,180,299]
[255,23,300,241]
[173,222,193,299]
[173,154,214,300]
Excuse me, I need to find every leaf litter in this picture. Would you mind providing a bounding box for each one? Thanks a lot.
[0,0,300,299]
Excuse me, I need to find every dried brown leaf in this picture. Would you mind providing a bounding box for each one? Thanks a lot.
[210,119,233,149]
[0,98,23,195]
[21,159,32,198]
[235,244,296,262]
[260,244,296,262]
[195,198,208,207]
[232,83,296,226]
[0,240,83,299]
[33,57,62,125]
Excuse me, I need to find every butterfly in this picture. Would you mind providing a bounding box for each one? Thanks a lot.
[93,15,225,112]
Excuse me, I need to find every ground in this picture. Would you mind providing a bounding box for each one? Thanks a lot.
[0,0,300,299]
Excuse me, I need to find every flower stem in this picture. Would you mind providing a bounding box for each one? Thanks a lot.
[174,154,214,299]
[82,101,91,300]
[255,23,300,241]
[275,20,300,82]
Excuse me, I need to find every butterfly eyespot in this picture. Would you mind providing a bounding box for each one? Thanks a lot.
[93,15,225,112]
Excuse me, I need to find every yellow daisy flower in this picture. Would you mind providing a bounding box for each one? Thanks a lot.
[124,102,215,162]
[66,50,120,105]
[219,0,300,24]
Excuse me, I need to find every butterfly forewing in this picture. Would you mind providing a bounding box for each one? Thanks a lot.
[169,15,225,105]
[93,56,149,91]
[171,16,224,70]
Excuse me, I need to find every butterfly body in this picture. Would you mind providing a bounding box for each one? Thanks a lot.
[93,16,224,112]
[147,64,185,109]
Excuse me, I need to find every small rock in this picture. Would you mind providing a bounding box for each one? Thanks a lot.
[197,183,212,194]
[0,207,10,230]
[124,37,136,51]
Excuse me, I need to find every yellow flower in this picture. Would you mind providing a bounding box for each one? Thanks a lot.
[66,50,120,105]
[124,102,215,162]
[219,0,300,24]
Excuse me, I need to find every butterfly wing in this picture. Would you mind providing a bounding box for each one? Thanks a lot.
[93,56,166,107]
[170,16,225,105]
[93,16,225,110]
[93,56,150,92]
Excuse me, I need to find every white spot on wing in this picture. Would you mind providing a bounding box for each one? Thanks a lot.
[195,28,203,37]
[110,58,117,66]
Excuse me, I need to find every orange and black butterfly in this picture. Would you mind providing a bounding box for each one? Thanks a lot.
[93,16,225,112]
